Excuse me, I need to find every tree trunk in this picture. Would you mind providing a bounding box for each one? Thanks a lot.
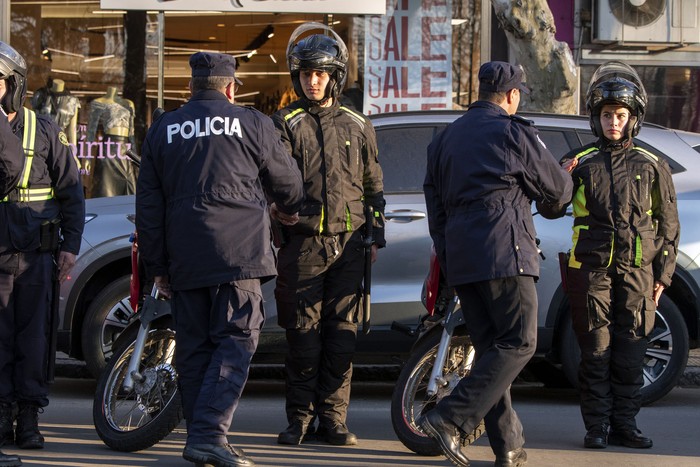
[491,0,577,114]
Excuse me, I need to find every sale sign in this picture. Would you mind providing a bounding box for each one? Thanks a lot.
[364,0,452,114]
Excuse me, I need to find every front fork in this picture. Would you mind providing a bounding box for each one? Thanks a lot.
[123,284,162,392]
[427,295,465,396]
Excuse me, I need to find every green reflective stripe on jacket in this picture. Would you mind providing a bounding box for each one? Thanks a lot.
[1,108,55,203]
[635,234,643,267]
[319,204,325,234]
[574,146,598,160]
[345,205,352,231]
[19,107,37,188]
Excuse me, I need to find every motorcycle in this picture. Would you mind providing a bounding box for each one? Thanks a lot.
[92,148,184,452]
[390,246,485,456]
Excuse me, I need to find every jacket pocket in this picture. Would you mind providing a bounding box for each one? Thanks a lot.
[635,229,657,268]
[7,202,56,252]
[572,227,614,268]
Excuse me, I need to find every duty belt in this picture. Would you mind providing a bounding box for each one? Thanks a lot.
[1,107,55,203]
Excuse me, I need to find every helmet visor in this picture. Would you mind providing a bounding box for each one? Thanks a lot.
[587,61,645,99]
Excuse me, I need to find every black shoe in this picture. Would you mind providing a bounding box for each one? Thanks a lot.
[608,429,653,449]
[0,448,21,467]
[495,447,527,467]
[317,423,357,446]
[417,410,470,467]
[277,421,309,445]
[584,425,609,449]
[0,403,13,447]
[14,404,43,450]
[183,443,255,466]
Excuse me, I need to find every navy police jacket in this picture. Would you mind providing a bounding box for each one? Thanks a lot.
[1,109,85,255]
[424,101,573,286]
[136,90,304,290]
[0,115,24,198]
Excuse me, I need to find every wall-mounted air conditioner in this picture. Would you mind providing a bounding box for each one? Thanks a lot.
[594,0,700,43]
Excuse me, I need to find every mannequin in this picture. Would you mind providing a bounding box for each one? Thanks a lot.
[32,78,80,145]
[86,86,137,198]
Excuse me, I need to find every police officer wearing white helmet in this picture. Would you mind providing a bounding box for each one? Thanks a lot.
[0,41,85,466]
[136,51,303,466]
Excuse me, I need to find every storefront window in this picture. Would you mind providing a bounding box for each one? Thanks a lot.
[9,1,351,197]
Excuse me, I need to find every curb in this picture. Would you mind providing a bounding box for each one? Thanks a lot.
[57,357,700,387]
[679,366,700,387]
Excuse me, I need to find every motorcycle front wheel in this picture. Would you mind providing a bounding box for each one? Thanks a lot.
[391,332,485,456]
[93,324,183,452]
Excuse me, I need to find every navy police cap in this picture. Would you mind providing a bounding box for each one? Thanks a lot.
[189,52,243,85]
[478,61,530,94]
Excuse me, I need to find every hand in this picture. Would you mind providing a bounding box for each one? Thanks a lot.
[56,251,77,282]
[270,203,299,226]
[561,158,578,174]
[371,244,378,264]
[653,281,665,307]
[155,275,172,299]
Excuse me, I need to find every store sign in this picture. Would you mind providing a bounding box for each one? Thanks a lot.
[100,0,386,14]
[363,0,452,114]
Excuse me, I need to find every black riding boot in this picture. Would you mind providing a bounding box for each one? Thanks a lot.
[0,403,13,447]
[15,404,43,450]
[0,448,21,467]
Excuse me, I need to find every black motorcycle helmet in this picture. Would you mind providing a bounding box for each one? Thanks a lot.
[0,41,28,114]
[585,61,647,142]
[286,22,348,104]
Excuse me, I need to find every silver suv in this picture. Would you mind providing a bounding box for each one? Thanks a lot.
[60,111,700,404]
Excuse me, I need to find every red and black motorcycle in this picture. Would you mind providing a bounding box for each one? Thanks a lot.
[390,246,485,456]
[92,149,183,453]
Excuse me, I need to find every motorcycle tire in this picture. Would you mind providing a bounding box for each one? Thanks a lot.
[93,322,183,452]
[391,332,485,456]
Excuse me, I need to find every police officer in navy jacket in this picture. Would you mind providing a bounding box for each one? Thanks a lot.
[0,41,84,462]
[420,61,572,467]
[136,52,304,467]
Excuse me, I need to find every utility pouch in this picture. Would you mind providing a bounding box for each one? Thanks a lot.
[39,218,61,252]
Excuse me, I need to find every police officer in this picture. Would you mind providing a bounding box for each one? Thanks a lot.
[420,61,573,467]
[0,54,25,467]
[0,41,85,459]
[541,62,679,450]
[272,23,385,447]
[136,51,303,467]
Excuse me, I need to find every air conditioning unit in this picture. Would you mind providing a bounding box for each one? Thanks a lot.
[594,0,700,43]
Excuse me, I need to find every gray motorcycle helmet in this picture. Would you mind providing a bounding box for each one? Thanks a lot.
[0,41,28,114]
[286,22,348,104]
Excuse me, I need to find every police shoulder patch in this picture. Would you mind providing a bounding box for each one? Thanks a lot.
[58,131,70,147]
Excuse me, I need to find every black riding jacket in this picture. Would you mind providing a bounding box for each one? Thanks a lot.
[547,141,679,287]
[272,99,386,246]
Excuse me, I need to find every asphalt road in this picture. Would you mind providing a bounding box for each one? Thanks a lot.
[3,378,700,467]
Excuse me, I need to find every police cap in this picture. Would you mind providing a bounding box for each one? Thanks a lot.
[189,52,242,85]
[478,61,530,94]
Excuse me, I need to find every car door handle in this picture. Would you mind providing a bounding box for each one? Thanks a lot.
[385,210,427,222]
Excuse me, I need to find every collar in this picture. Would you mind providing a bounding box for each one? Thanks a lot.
[189,89,231,102]
[468,100,509,117]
